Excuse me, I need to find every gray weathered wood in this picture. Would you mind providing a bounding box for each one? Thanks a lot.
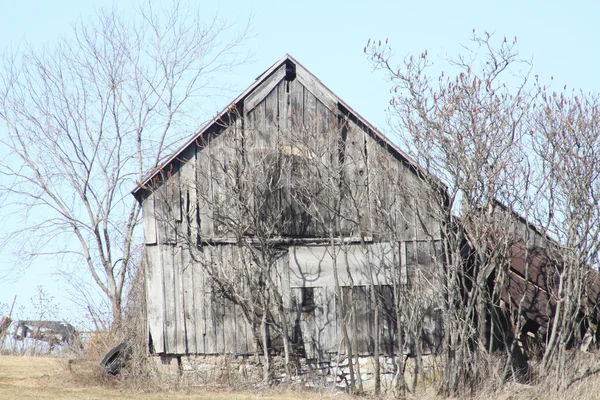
[142,194,157,245]
[192,248,206,354]
[145,245,164,353]
[155,173,179,245]
[289,78,304,136]
[196,140,214,239]
[234,302,248,355]
[323,286,337,356]
[169,170,182,223]
[244,63,286,112]
[181,246,196,354]
[203,247,217,354]
[173,245,187,354]
[295,65,337,112]
[289,244,395,288]
[249,95,266,148]
[139,56,449,359]
[264,82,279,146]
[303,86,318,135]
[221,245,237,354]
[179,145,198,246]
[212,246,226,354]
[161,244,177,353]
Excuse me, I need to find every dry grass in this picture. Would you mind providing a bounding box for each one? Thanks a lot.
[0,355,351,400]
[3,353,600,400]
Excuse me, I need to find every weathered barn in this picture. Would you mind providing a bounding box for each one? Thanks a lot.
[471,205,600,354]
[132,55,444,362]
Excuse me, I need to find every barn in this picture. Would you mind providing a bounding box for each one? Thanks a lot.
[132,55,444,365]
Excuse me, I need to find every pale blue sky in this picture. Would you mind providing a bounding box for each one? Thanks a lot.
[1,0,598,323]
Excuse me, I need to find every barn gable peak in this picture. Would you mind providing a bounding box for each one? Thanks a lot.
[132,54,423,199]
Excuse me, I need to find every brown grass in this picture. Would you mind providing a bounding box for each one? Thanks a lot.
[3,353,600,400]
[0,355,353,400]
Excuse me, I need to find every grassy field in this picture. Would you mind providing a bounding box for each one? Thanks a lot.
[0,355,349,400]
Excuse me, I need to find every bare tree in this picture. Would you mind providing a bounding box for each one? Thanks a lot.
[366,32,537,394]
[0,0,250,329]
[531,88,600,385]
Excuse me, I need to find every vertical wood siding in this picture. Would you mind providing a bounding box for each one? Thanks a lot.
[143,67,443,357]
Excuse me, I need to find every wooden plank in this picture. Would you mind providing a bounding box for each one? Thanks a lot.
[223,298,236,354]
[154,183,168,245]
[181,247,197,354]
[400,187,417,241]
[290,287,302,354]
[400,241,408,285]
[277,79,288,141]
[153,173,179,245]
[366,131,389,234]
[196,140,214,239]
[145,245,164,354]
[244,64,286,111]
[250,96,266,148]
[315,99,334,236]
[295,66,337,112]
[230,245,248,355]
[378,285,396,355]
[209,134,225,238]
[168,170,182,223]
[350,120,369,233]
[279,251,291,310]
[321,286,337,357]
[161,244,177,353]
[221,245,237,354]
[287,79,307,236]
[142,194,157,245]
[212,246,226,354]
[295,287,317,360]
[208,128,238,240]
[289,244,397,288]
[172,245,186,354]
[203,246,217,354]
[234,301,248,355]
[193,247,207,354]
[179,146,198,247]
[289,78,304,137]
[289,245,330,288]
[264,83,279,146]
[314,286,332,361]
[338,118,359,235]
[299,88,318,237]
[353,286,371,355]
[303,86,318,137]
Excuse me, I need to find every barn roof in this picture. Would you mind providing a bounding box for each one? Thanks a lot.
[132,54,434,198]
[500,239,600,327]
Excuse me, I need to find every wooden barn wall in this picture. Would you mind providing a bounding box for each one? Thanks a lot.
[146,239,442,357]
[146,242,259,355]
[143,70,442,244]
[143,66,444,357]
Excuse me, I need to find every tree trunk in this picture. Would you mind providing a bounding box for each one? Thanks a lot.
[261,309,272,384]
[277,296,293,380]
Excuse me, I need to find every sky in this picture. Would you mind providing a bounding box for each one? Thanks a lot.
[0,0,599,325]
